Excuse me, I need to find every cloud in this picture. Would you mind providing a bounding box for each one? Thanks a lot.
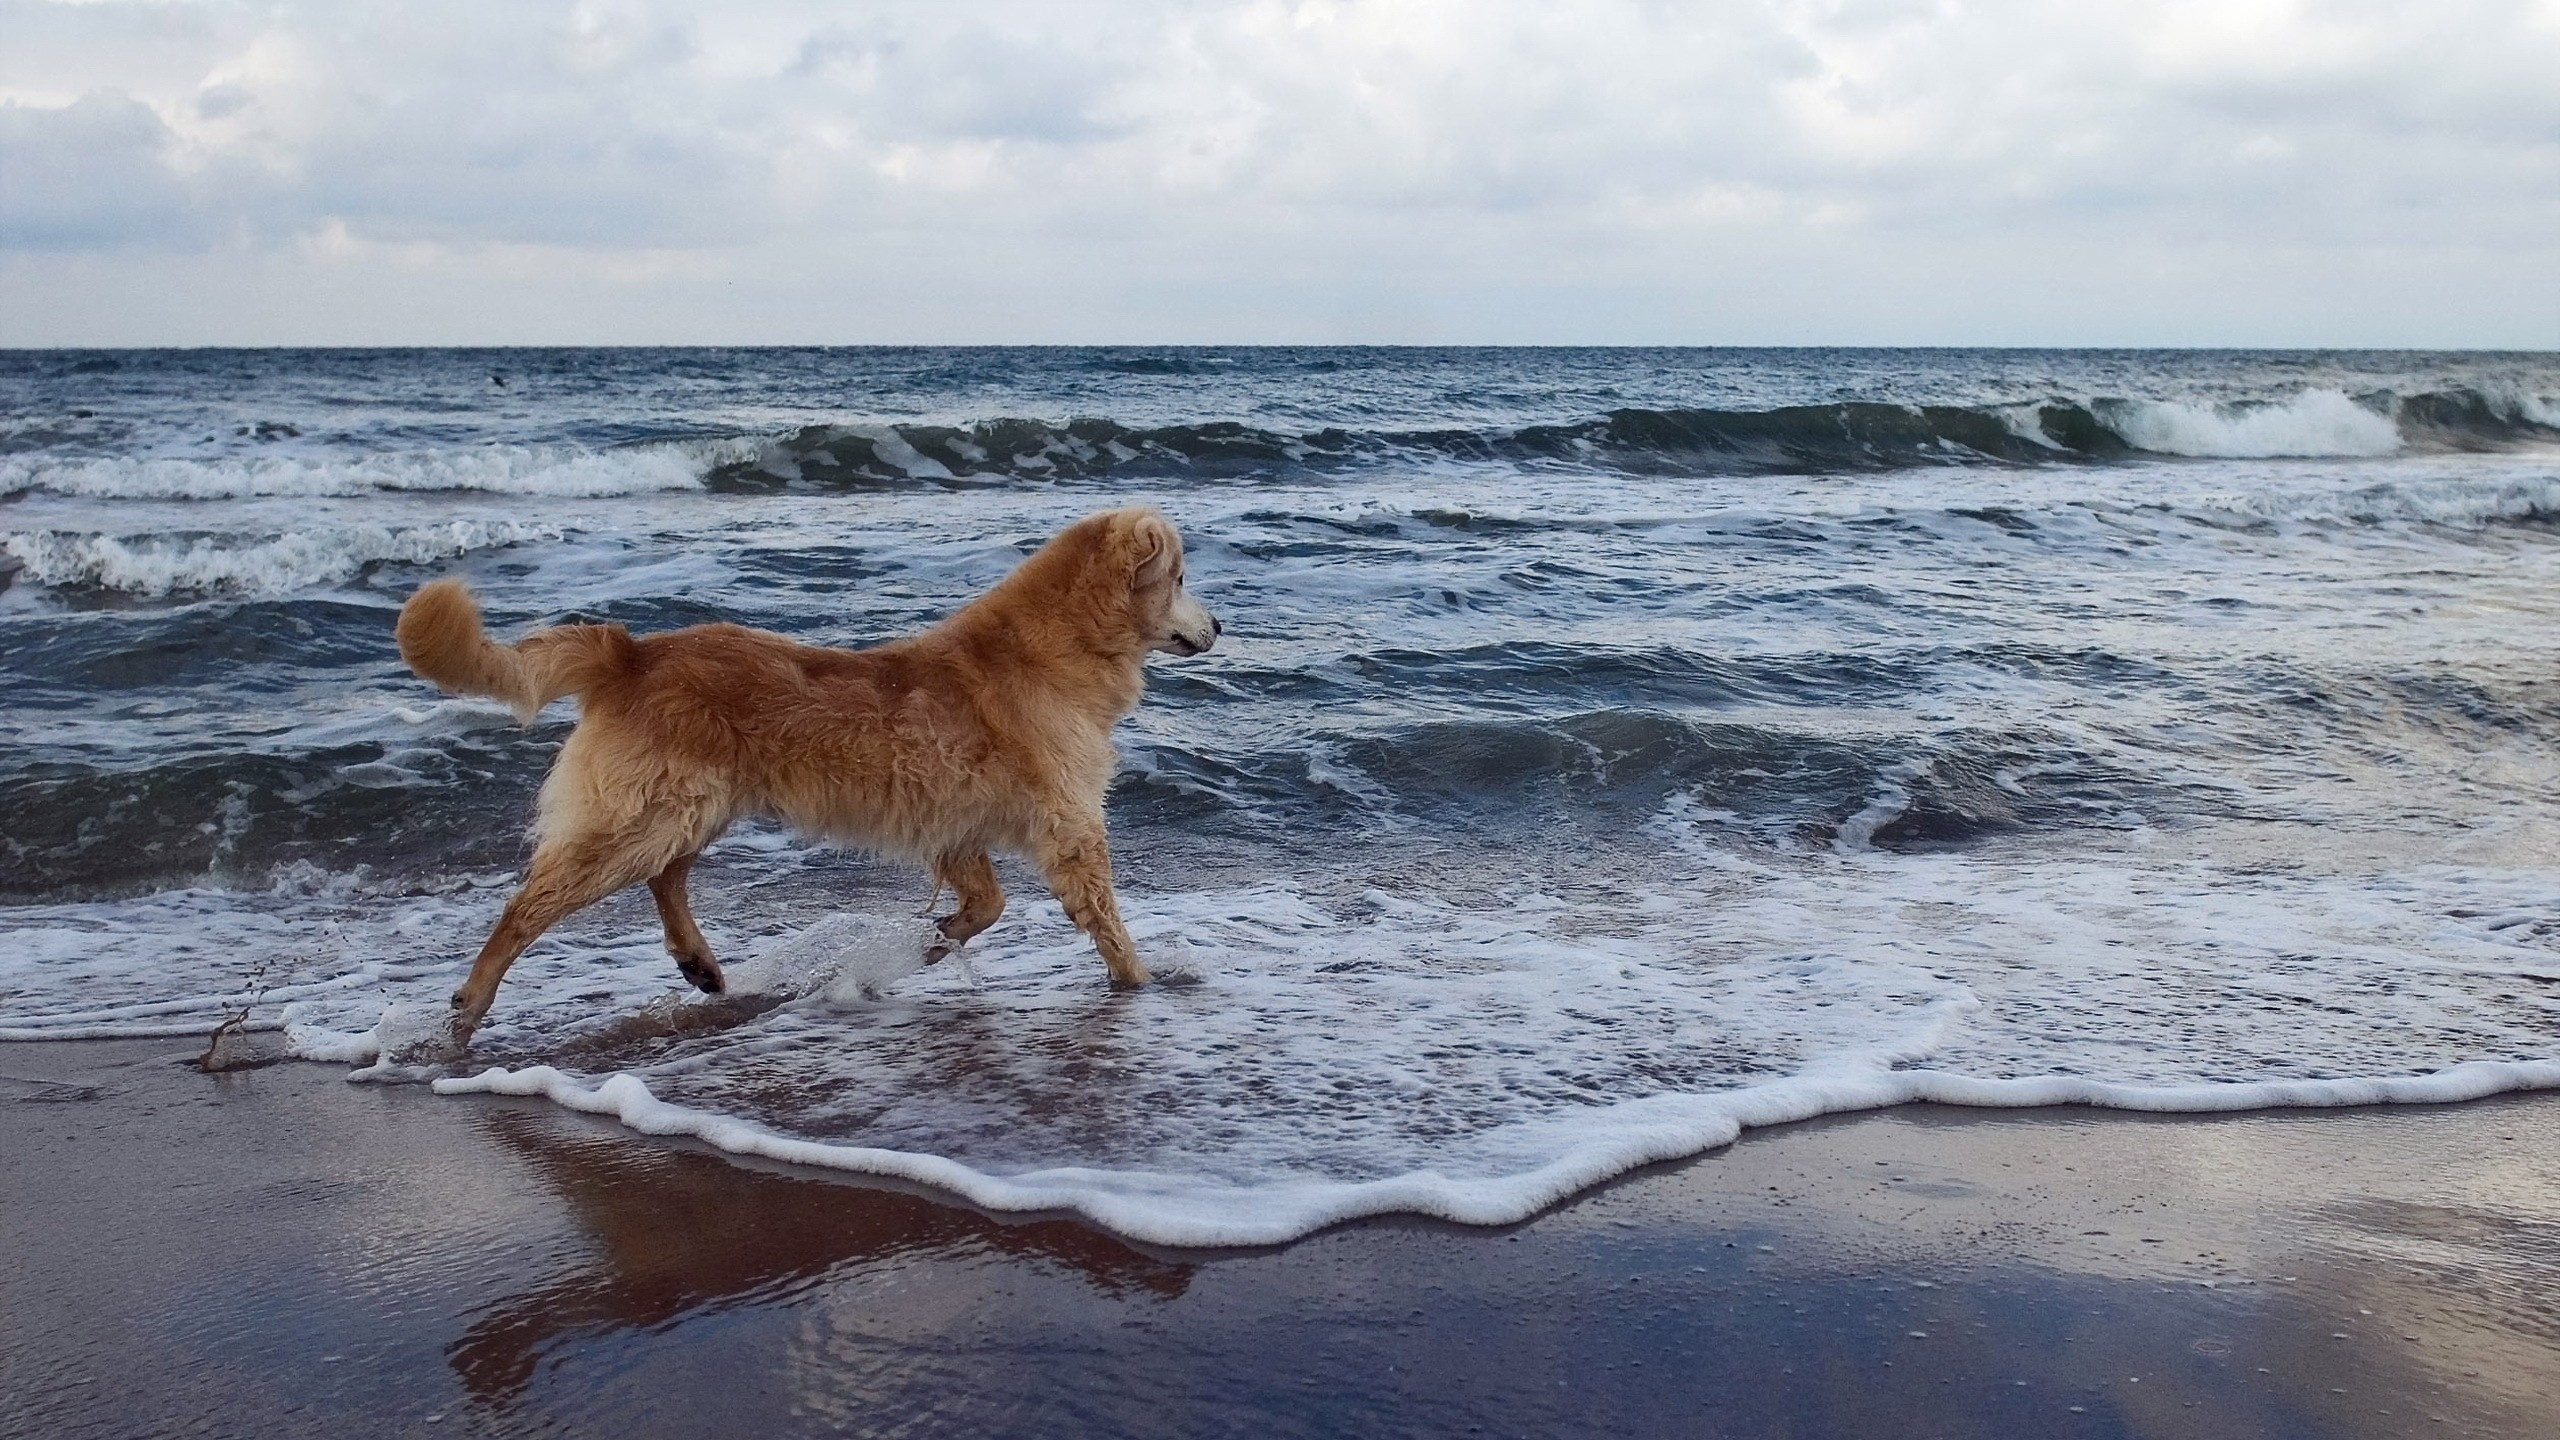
[0,0,2553,343]
[0,90,198,247]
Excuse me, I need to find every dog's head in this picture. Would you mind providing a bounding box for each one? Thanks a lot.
[1105,507,1220,656]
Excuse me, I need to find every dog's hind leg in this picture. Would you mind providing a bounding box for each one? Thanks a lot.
[648,852,725,994]
[450,831,669,1040]
[926,849,1005,962]
[1032,820,1150,987]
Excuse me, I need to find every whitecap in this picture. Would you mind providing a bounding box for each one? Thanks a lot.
[2100,390,2403,459]
[0,517,564,597]
[0,440,726,501]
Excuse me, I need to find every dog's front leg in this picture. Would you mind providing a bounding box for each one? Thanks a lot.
[1033,819,1150,988]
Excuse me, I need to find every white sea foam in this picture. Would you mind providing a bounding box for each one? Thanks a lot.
[0,441,720,501]
[1301,741,1400,812]
[233,909,941,1071]
[11,812,2540,1246]
[720,912,942,1004]
[0,889,466,1041]
[1,518,564,596]
[2196,472,2560,529]
[1832,757,1923,853]
[315,1001,463,1075]
[0,884,653,1050]
[2459,379,2560,433]
[432,1054,2560,1248]
[854,427,958,482]
[1994,404,2068,451]
[2102,390,2404,459]
[476,834,2558,1245]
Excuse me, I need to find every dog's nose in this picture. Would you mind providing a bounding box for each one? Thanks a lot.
[1211,616,1224,638]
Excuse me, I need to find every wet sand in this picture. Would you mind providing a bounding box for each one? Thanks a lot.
[3,1039,2556,1439]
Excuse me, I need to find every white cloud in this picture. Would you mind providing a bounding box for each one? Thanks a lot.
[0,0,2552,343]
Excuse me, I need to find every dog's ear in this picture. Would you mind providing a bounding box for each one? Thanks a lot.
[1122,509,1182,587]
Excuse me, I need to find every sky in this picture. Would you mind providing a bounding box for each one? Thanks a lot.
[1,0,2556,347]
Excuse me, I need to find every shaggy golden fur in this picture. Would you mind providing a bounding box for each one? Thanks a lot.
[395,506,1220,1040]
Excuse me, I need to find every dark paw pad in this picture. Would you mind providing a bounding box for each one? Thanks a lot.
[677,959,725,995]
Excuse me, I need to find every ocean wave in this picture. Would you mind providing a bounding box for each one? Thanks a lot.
[0,440,723,500]
[702,418,1349,489]
[25,639,2530,900]
[0,598,398,691]
[699,386,2560,490]
[0,701,2147,900]
[1211,640,2188,711]
[2093,389,2403,459]
[1,518,564,597]
[9,387,2550,503]
[2173,472,2560,529]
[1107,707,2178,847]
[0,734,556,900]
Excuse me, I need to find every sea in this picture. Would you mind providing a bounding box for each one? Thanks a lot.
[4,347,2558,1246]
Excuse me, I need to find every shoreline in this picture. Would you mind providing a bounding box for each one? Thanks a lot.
[6,1039,2557,1438]
[425,1051,2560,1250]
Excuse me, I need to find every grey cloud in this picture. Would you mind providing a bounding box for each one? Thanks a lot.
[791,25,1132,144]
[0,0,2552,343]
[1,2,769,249]
[0,91,198,248]
[193,83,252,121]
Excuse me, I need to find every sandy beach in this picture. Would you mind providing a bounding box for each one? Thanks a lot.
[4,1037,2553,1439]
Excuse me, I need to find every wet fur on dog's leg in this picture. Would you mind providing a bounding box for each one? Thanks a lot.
[648,853,725,994]
[1034,818,1149,987]
[926,850,1005,962]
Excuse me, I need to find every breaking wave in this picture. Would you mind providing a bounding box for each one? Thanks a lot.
[5,388,2550,503]
[1,518,565,597]
[0,441,723,501]
[704,386,2560,489]
[2094,389,2402,458]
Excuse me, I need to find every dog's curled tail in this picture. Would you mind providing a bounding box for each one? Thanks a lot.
[396,578,637,723]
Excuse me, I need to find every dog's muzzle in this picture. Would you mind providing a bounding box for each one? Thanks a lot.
[1167,615,1222,656]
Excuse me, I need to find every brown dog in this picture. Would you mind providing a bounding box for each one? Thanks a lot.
[394,506,1220,1041]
